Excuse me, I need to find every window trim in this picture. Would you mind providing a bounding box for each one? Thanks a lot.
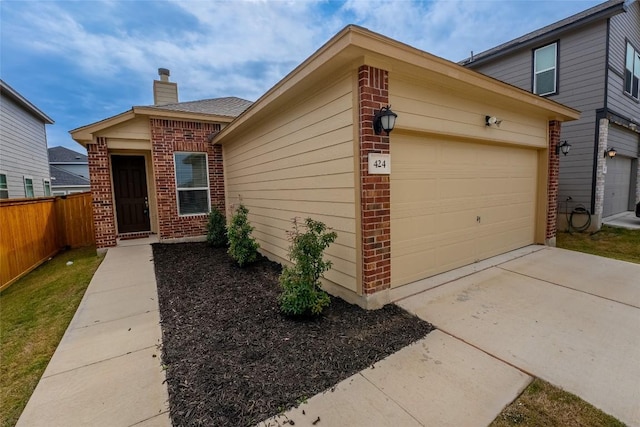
[532,41,559,96]
[43,179,52,196]
[624,39,640,101]
[174,152,211,217]
[23,176,34,198]
[0,173,8,199]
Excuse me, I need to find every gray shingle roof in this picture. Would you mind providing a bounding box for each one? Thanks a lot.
[50,165,90,186]
[460,0,627,65]
[48,146,88,163]
[142,96,253,117]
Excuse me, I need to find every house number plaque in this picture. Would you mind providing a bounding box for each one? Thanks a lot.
[368,153,391,175]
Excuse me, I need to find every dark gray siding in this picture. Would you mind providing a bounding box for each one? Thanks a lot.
[608,1,640,121]
[609,123,640,158]
[468,21,609,211]
[0,94,51,198]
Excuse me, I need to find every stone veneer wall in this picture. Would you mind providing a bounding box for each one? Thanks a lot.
[150,119,223,240]
[358,65,391,295]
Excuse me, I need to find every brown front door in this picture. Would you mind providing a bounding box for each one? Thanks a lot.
[112,155,151,234]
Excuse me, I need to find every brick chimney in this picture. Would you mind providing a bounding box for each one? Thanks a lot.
[153,68,178,105]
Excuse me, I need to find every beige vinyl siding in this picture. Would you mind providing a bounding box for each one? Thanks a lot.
[98,116,151,141]
[469,21,608,213]
[0,94,51,198]
[224,73,357,291]
[391,75,548,148]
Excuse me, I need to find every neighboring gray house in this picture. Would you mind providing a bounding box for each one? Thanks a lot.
[462,0,640,230]
[0,79,54,199]
[48,146,90,195]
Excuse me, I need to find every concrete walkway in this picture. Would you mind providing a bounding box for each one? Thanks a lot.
[17,238,171,427]
[18,242,640,427]
[603,210,640,230]
[262,247,640,427]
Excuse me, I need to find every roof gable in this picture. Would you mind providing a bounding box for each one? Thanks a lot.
[0,79,54,124]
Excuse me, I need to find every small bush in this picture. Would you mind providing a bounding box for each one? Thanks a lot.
[206,208,228,247]
[279,217,337,317]
[227,203,260,267]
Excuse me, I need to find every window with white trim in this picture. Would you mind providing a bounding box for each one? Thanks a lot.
[43,179,51,196]
[625,42,640,99]
[533,42,558,96]
[174,152,210,215]
[24,177,34,197]
[0,174,8,199]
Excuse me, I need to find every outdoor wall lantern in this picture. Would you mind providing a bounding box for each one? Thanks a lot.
[556,140,571,156]
[605,147,617,158]
[373,105,398,135]
[485,116,502,127]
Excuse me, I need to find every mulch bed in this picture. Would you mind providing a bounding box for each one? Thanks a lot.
[152,243,433,427]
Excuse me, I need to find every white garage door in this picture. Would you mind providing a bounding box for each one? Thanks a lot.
[391,134,538,288]
[603,156,632,218]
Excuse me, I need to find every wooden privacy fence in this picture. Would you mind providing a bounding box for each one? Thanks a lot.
[0,192,95,290]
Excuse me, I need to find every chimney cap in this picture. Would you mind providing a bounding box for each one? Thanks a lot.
[158,68,170,77]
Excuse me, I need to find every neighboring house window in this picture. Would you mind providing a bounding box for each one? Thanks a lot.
[625,42,640,99]
[174,152,210,215]
[533,42,558,96]
[24,177,34,197]
[0,174,8,199]
[43,179,51,196]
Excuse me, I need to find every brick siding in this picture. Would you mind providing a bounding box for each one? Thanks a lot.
[547,120,561,240]
[87,137,116,248]
[358,65,391,295]
[150,119,223,240]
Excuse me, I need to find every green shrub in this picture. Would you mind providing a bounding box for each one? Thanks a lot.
[227,203,260,267]
[206,208,228,247]
[279,217,337,317]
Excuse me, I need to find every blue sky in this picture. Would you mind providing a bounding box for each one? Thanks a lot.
[1,0,602,153]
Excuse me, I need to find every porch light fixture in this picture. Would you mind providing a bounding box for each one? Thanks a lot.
[605,147,617,158]
[485,116,502,127]
[373,105,397,135]
[556,140,571,156]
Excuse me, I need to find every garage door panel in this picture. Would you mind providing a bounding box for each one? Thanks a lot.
[603,157,632,218]
[391,134,538,288]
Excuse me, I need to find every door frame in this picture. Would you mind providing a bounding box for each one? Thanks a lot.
[109,152,156,235]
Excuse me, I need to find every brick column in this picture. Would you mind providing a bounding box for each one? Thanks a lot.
[358,65,391,294]
[150,119,222,240]
[546,120,561,243]
[87,137,116,249]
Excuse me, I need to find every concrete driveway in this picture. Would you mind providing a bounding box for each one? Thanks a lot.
[397,246,640,426]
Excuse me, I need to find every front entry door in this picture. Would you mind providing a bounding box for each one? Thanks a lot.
[112,155,151,234]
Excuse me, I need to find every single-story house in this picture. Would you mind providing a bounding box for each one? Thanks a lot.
[71,26,579,309]
[48,146,91,195]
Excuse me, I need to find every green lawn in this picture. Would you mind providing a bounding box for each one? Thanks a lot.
[0,247,103,427]
[557,225,640,264]
[491,379,625,427]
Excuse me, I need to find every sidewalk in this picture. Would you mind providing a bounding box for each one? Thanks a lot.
[17,238,171,427]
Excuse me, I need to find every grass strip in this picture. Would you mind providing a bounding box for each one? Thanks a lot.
[0,246,103,427]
